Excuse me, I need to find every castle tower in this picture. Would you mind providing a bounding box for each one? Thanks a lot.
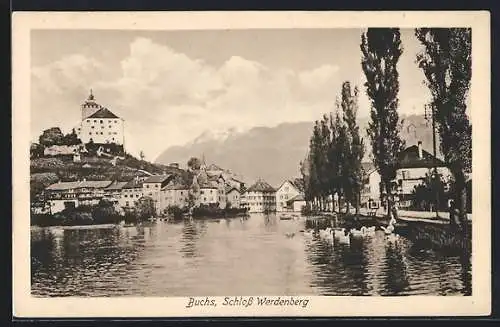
[81,89,101,119]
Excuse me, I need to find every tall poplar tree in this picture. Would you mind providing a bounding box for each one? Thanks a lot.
[361,28,406,217]
[415,28,472,233]
[341,81,365,215]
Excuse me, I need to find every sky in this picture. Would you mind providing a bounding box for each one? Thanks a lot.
[31,28,432,161]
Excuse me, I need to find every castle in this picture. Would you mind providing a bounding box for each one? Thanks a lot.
[75,90,125,146]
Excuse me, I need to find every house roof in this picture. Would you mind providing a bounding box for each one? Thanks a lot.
[276,180,300,192]
[104,181,128,191]
[162,182,189,191]
[230,177,245,184]
[207,163,224,171]
[46,180,113,191]
[398,144,445,169]
[246,179,275,193]
[287,194,305,203]
[225,185,240,194]
[199,180,219,189]
[143,174,172,184]
[87,107,119,119]
[123,179,143,189]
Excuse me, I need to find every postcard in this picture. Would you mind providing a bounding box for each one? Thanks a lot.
[12,11,491,318]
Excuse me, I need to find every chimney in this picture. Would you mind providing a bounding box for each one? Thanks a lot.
[417,141,423,159]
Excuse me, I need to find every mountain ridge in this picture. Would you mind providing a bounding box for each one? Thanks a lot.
[156,114,439,187]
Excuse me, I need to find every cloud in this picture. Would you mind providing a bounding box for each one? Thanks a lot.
[31,37,345,160]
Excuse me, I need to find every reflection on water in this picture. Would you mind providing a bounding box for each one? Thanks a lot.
[31,214,471,297]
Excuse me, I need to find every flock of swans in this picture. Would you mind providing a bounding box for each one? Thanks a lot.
[292,216,400,245]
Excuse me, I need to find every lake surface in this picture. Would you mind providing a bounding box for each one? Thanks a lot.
[31,214,471,297]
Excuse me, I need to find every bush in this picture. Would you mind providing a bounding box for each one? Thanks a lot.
[166,205,188,219]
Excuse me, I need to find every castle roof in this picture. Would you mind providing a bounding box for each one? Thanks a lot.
[87,107,119,119]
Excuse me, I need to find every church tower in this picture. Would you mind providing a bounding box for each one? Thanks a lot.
[81,89,101,119]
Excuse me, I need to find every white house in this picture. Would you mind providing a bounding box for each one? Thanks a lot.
[161,182,189,212]
[142,175,174,215]
[244,179,276,213]
[120,178,143,209]
[75,90,125,146]
[395,141,452,208]
[275,180,301,212]
[287,194,307,212]
[45,180,113,213]
[225,186,241,209]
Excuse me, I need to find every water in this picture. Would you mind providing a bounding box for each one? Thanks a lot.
[31,214,471,297]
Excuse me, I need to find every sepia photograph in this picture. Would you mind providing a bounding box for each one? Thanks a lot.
[12,11,491,317]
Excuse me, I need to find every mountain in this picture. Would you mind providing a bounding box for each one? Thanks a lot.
[155,114,439,187]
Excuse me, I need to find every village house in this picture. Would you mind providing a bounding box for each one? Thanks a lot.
[142,175,175,214]
[287,194,307,212]
[75,90,125,146]
[225,186,241,209]
[120,177,144,209]
[45,180,113,213]
[395,141,451,208]
[244,179,276,213]
[160,181,189,212]
[103,181,128,206]
[275,180,301,212]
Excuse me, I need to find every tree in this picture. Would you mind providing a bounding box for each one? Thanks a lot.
[187,157,202,171]
[136,196,155,220]
[39,127,64,147]
[340,81,365,215]
[361,28,406,217]
[62,128,82,146]
[415,28,472,233]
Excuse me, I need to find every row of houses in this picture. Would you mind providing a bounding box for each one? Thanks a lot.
[42,171,307,215]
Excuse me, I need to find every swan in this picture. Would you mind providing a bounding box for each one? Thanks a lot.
[337,232,350,245]
[381,224,395,235]
[333,228,345,239]
[323,231,334,244]
[302,229,314,237]
[319,227,332,239]
[350,228,364,237]
[386,233,400,243]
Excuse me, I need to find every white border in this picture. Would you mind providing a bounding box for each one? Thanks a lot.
[12,11,491,317]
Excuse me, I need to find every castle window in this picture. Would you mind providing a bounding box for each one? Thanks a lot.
[86,120,90,123]
[89,132,92,135]
[100,120,103,123]
[100,132,103,135]
[94,120,97,123]
[91,126,94,129]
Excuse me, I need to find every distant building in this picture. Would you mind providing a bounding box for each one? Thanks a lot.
[275,180,301,212]
[225,186,241,209]
[45,180,113,213]
[120,177,144,209]
[103,181,128,206]
[75,90,125,146]
[142,175,175,214]
[287,194,306,212]
[161,182,189,212]
[395,141,451,208]
[244,179,276,213]
[199,180,220,206]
